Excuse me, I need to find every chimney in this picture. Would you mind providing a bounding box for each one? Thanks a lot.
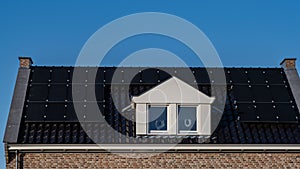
[280,58,296,70]
[18,57,33,68]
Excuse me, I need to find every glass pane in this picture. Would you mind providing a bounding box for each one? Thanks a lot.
[178,106,197,131]
[148,106,167,131]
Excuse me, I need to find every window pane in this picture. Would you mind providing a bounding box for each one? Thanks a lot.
[148,106,167,131]
[178,107,197,131]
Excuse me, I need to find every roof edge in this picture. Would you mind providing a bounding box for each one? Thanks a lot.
[3,68,31,143]
[7,144,300,153]
[30,65,284,69]
[283,68,300,118]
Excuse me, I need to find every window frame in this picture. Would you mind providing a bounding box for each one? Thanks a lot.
[177,104,198,135]
[145,104,202,135]
[147,104,170,135]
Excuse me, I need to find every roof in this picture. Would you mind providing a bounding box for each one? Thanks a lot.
[4,66,300,145]
[132,76,215,104]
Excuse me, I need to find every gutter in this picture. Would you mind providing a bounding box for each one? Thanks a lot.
[15,150,18,169]
[7,144,300,153]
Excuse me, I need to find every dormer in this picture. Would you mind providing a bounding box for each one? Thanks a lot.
[132,76,215,136]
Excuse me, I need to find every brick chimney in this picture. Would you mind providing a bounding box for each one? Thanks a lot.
[280,58,296,70]
[18,57,33,68]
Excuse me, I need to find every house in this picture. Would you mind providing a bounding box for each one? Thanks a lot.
[3,57,300,168]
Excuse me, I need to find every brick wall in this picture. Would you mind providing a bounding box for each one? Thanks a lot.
[6,152,300,168]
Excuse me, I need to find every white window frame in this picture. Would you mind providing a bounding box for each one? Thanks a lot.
[137,103,211,136]
[147,104,170,135]
[177,104,199,135]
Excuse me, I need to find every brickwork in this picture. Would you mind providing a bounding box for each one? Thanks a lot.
[285,60,296,68]
[281,58,297,69]
[6,152,300,168]
[18,57,32,68]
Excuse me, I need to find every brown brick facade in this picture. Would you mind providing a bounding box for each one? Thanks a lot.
[6,152,300,168]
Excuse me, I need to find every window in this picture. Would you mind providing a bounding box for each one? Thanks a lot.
[178,106,197,132]
[148,106,167,132]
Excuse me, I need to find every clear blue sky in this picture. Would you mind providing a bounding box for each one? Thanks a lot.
[0,0,299,167]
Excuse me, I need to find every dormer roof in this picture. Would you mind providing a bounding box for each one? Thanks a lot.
[132,76,215,104]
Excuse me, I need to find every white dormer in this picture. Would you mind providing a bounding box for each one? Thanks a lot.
[132,76,215,136]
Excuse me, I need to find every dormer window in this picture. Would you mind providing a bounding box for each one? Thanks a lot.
[132,76,215,136]
[148,105,168,133]
[178,106,197,133]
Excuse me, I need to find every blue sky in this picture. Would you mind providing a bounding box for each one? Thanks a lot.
[0,0,299,167]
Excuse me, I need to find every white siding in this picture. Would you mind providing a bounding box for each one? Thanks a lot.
[199,104,211,135]
[135,104,147,135]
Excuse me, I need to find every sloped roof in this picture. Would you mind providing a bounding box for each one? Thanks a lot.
[4,66,300,144]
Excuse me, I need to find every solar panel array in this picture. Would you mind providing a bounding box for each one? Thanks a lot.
[226,68,298,122]
[24,66,298,123]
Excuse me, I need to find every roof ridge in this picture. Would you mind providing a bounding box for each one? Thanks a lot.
[30,66,283,69]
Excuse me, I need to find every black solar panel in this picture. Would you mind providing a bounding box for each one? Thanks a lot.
[48,84,67,101]
[112,68,124,83]
[67,102,94,122]
[85,103,105,122]
[265,69,285,84]
[251,85,272,102]
[174,68,196,84]
[192,68,210,84]
[70,67,87,83]
[198,85,211,96]
[88,84,104,102]
[73,103,87,121]
[210,68,228,84]
[122,67,140,84]
[95,68,105,83]
[228,68,248,84]
[158,69,172,83]
[270,85,292,102]
[256,103,277,122]
[142,68,158,84]
[65,103,78,122]
[87,67,100,84]
[104,67,115,84]
[232,85,253,102]
[46,103,65,121]
[238,103,257,121]
[247,69,266,84]
[31,67,51,83]
[26,103,46,122]
[51,67,69,83]
[28,84,49,101]
[70,84,86,101]
[276,103,298,122]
